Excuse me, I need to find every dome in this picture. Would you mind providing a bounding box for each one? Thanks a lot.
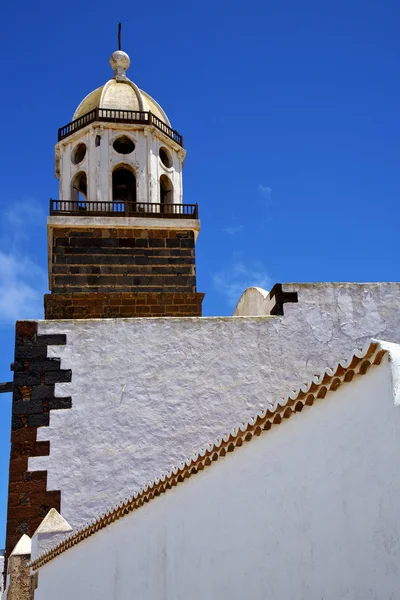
[72,50,170,126]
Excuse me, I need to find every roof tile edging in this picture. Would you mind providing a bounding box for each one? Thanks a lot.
[31,339,393,570]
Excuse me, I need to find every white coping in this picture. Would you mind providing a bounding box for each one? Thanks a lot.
[33,509,72,536]
[31,510,73,564]
[28,283,400,532]
[234,286,274,316]
[10,535,31,557]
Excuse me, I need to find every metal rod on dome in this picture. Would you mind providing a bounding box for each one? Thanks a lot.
[118,23,122,51]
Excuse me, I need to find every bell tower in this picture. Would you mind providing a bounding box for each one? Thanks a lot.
[46,48,203,319]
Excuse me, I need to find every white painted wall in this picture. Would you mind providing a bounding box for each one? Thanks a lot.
[33,359,400,600]
[28,283,400,530]
[58,124,184,205]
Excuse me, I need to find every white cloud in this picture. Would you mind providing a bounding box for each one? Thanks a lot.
[0,254,46,323]
[258,184,272,195]
[0,200,47,324]
[213,259,271,307]
[258,185,272,206]
[5,199,45,228]
[222,225,243,236]
[4,199,46,245]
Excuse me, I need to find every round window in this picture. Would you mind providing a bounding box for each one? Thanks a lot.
[71,143,87,165]
[159,147,172,168]
[113,136,135,155]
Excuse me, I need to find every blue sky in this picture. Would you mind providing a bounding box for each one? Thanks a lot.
[0,0,399,546]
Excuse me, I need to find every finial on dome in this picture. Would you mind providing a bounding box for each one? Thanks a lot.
[110,25,130,81]
[110,50,130,81]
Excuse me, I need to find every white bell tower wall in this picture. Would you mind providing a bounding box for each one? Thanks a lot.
[56,124,185,207]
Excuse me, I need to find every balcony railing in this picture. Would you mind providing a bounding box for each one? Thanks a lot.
[50,199,198,219]
[58,109,184,146]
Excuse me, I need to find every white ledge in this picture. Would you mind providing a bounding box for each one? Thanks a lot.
[47,216,200,237]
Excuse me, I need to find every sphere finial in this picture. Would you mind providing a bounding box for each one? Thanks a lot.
[110,50,130,81]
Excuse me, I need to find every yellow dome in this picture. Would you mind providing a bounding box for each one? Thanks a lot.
[72,50,170,126]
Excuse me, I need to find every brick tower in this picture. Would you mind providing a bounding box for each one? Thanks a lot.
[45,47,203,320]
[3,45,204,574]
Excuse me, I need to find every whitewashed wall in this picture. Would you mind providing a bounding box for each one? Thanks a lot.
[28,283,400,530]
[33,359,400,600]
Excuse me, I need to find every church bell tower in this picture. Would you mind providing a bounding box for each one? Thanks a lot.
[46,48,203,319]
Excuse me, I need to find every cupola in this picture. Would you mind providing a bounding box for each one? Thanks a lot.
[54,47,186,211]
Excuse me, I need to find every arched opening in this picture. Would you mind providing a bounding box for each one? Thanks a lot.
[160,175,173,212]
[71,171,87,210]
[112,166,136,211]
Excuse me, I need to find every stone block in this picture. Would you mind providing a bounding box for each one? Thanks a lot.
[43,370,72,384]
[13,401,45,415]
[36,334,67,346]
[11,416,26,430]
[15,346,48,360]
[30,386,55,401]
[48,397,72,410]
[27,414,50,428]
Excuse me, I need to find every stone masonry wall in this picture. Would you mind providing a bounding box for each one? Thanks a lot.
[5,322,72,565]
[44,292,204,319]
[49,228,197,293]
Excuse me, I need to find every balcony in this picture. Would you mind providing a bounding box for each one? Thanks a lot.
[58,109,184,146]
[49,200,198,219]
